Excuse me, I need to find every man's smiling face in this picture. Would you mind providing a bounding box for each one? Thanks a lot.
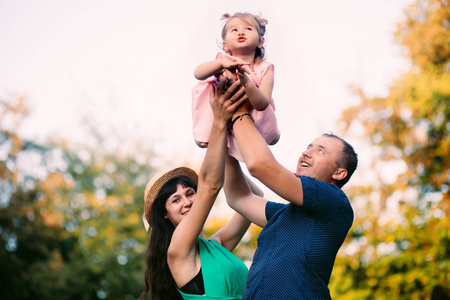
[296,136,344,185]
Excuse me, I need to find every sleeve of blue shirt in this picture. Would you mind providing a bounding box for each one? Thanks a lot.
[265,175,351,222]
[265,201,286,222]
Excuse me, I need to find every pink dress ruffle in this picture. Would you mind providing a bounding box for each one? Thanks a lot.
[192,52,280,161]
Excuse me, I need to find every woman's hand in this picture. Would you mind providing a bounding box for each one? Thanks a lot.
[210,75,248,123]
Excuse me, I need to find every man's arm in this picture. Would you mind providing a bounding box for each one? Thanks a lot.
[224,154,268,228]
[210,168,264,250]
[231,109,305,206]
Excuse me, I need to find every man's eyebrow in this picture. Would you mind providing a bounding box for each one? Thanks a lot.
[307,143,327,152]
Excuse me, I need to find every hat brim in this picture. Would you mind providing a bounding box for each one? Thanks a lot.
[143,167,198,230]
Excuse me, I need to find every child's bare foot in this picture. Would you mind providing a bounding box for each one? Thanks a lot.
[195,140,209,148]
[269,135,280,146]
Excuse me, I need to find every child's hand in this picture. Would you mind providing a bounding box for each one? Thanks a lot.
[222,69,238,84]
[222,70,245,92]
[236,66,251,86]
[237,64,252,74]
[222,59,250,72]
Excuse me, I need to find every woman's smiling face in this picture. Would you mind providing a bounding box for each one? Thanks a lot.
[165,184,196,227]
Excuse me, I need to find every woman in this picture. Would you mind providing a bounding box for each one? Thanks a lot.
[141,77,258,299]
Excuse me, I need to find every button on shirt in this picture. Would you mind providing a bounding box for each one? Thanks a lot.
[242,176,354,300]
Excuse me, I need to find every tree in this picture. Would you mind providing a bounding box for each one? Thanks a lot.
[329,0,450,299]
[0,94,157,299]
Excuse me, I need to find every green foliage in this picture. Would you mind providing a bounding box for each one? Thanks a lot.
[2,1,449,299]
[0,95,155,299]
[332,0,450,298]
[396,0,450,70]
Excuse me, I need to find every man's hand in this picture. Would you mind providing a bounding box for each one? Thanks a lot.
[232,90,253,119]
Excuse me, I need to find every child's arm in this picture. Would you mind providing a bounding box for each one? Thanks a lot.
[238,68,274,111]
[194,59,249,81]
[194,59,226,80]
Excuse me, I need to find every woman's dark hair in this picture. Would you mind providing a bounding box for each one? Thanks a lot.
[140,176,197,300]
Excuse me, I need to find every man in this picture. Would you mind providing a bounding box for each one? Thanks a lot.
[220,96,358,299]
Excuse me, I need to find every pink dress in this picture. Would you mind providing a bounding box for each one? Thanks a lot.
[192,52,280,161]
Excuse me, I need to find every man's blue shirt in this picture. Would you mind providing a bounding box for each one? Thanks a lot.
[242,176,353,300]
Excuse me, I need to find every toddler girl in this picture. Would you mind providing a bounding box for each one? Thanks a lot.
[192,12,280,161]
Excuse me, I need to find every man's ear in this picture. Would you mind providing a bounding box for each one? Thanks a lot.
[332,168,347,182]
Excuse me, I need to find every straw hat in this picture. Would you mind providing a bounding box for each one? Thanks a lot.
[143,167,198,231]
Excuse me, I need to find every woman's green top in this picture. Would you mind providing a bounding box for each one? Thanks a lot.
[178,237,248,300]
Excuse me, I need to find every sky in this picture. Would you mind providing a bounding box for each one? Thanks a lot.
[1,0,413,187]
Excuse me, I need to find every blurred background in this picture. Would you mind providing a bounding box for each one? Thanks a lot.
[0,0,449,299]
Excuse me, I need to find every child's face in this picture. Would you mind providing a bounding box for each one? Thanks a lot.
[223,17,262,57]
